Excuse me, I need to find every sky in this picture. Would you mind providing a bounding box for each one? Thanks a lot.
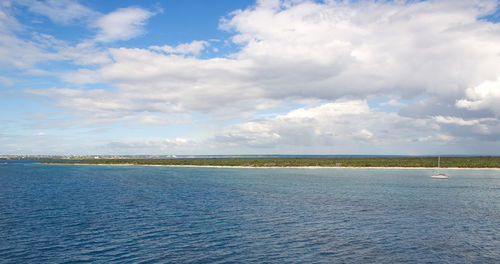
[1,0,500,155]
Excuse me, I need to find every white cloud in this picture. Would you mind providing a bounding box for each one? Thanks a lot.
[214,100,436,149]
[381,99,407,108]
[10,0,500,153]
[51,0,500,116]
[25,87,193,126]
[433,115,499,135]
[57,43,112,66]
[203,99,500,154]
[0,5,110,70]
[22,0,98,24]
[0,4,21,31]
[0,37,53,69]
[93,7,154,42]
[150,40,210,56]
[14,1,156,44]
[208,98,500,153]
[433,115,495,126]
[0,7,57,69]
[456,77,500,116]
[418,134,456,143]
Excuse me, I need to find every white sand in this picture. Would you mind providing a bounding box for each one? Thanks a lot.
[42,163,500,170]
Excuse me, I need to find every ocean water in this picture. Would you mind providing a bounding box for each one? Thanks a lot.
[1,161,499,263]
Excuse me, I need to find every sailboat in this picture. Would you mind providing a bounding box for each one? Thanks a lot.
[431,156,449,179]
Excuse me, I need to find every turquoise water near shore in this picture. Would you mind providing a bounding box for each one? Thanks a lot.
[1,161,499,263]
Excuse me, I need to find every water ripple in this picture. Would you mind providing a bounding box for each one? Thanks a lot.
[1,163,499,263]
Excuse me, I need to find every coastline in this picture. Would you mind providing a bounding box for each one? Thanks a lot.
[37,163,500,170]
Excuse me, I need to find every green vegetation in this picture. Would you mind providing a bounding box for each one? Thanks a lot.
[39,156,500,168]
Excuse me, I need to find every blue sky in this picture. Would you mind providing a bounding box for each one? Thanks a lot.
[1,0,500,155]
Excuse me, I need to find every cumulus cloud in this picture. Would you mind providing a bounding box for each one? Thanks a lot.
[87,100,494,155]
[217,100,419,146]
[150,40,210,56]
[93,7,154,42]
[53,0,500,113]
[456,77,500,116]
[209,99,470,154]
[11,0,500,153]
[224,0,500,98]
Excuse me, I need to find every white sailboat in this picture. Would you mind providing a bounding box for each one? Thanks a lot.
[431,156,448,179]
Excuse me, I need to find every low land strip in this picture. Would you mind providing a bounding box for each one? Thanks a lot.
[39,156,500,168]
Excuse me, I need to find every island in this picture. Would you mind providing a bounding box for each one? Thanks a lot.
[39,156,500,168]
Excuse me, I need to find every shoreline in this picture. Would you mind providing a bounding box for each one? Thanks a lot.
[37,163,500,170]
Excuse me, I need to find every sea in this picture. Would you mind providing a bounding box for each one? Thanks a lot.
[1,161,499,263]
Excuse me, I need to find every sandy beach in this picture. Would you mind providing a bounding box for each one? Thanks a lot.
[41,163,500,170]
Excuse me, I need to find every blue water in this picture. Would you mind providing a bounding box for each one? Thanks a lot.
[1,162,499,263]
